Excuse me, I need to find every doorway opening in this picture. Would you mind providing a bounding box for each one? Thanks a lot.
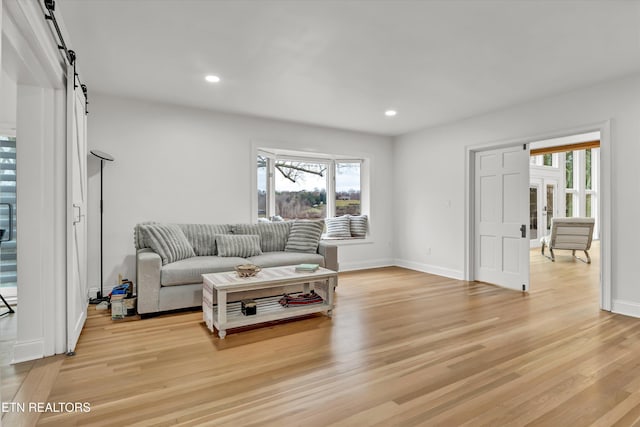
[529,132,601,300]
[0,135,17,306]
[465,122,611,311]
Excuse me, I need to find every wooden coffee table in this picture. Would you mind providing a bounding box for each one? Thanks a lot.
[202,266,338,339]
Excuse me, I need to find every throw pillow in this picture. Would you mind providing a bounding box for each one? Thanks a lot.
[133,221,158,250]
[140,223,195,265]
[234,222,292,252]
[325,216,351,238]
[178,224,231,256]
[285,220,325,254]
[216,234,262,258]
[349,214,368,237]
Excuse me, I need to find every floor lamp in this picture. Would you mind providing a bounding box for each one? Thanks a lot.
[89,150,114,304]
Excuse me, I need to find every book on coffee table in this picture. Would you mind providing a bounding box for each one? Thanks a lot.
[295,263,320,272]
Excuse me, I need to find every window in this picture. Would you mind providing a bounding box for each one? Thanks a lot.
[274,160,327,220]
[530,153,558,167]
[335,162,361,216]
[565,193,573,217]
[257,156,268,218]
[565,151,574,189]
[585,148,592,190]
[563,147,599,236]
[257,151,365,223]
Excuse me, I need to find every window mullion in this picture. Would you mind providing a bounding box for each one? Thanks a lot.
[327,160,336,218]
[267,157,275,218]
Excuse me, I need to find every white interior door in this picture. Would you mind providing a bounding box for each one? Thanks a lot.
[475,145,530,291]
[66,67,88,353]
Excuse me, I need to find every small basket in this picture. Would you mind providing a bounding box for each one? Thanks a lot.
[235,264,261,278]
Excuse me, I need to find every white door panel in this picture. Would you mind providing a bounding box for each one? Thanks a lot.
[475,145,530,291]
[67,66,88,353]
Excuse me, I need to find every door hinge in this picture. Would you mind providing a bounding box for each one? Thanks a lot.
[523,144,527,150]
[522,284,526,291]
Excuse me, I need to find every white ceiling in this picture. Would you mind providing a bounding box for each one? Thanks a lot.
[58,1,640,136]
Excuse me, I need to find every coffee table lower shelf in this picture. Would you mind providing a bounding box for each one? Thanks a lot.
[205,295,332,338]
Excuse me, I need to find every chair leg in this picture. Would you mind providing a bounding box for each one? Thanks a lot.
[573,250,591,264]
[541,242,545,256]
[549,248,555,262]
[541,242,555,262]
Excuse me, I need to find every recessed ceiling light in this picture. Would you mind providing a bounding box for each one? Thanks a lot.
[205,75,221,83]
[385,110,397,117]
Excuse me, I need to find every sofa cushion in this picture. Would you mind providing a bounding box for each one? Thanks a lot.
[246,252,325,269]
[285,220,325,254]
[178,224,232,256]
[161,256,248,286]
[326,216,351,238]
[349,214,368,237]
[233,222,292,252]
[140,223,195,265]
[216,234,262,257]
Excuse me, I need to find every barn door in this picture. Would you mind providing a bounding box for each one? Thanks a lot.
[66,66,88,353]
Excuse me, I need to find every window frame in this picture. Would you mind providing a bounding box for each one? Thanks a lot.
[562,148,599,238]
[255,149,367,222]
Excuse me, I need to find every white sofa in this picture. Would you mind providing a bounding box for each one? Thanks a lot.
[135,222,338,315]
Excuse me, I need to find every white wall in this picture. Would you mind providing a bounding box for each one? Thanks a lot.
[393,72,640,315]
[0,69,17,129]
[87,93,394,293]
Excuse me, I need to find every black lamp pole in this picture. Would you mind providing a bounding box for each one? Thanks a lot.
[89,150,114,303]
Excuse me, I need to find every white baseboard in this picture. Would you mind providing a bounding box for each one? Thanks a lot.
[393,258,464,280]
[339,258,394,272]
[611,299,640,318]
[12,339,44,364]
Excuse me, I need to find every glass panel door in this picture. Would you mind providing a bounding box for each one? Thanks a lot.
[0,136,17,302]
[545,182,557,232]
[529,186,538,241]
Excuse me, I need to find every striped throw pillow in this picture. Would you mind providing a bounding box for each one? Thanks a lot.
[178,224,231,256]
[326,216,351,238]
[216,234,262,258]
[349,215,368,237]
[140,224,195,265]
[234,222,292,252]
[133,221,158,250]
[285,220,325,254]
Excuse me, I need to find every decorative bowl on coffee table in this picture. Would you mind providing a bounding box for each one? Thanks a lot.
[235,264,261,278]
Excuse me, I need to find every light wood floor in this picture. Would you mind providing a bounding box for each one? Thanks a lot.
[8,242,640,426]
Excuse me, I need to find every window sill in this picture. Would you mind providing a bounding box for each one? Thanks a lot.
[321,237,374,246]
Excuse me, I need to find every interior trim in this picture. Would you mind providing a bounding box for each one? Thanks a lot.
[530,140,600,156]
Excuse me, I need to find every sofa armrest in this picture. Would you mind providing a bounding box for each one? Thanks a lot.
[318,241,338,272]
[136,249,162,314]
